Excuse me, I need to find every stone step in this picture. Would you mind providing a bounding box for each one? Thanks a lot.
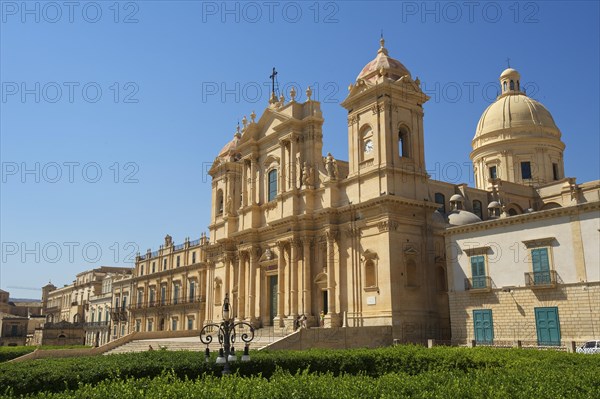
[103,326,293,355]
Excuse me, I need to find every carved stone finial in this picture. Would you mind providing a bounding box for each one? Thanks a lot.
[242,115,248,128]
[250,111,256,123]
[290,86,296,102]
[279,94,285,105]
[378,34,388,55]
[306,86,312,101]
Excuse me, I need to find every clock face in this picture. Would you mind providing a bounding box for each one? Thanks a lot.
[364,140,374,153]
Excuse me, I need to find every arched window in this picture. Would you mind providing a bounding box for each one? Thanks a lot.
[217,190,224,215]
[434,193,446,214]
[360,126,374,161]
[473,200,483,219]
[510,80,515,90]
[503,81,507,91]
[365,260,376,287]
[508,208,518,216]
[268,169,278,202]
[406,259,418,287]
[140,265,144,276]
[398,126,410,158]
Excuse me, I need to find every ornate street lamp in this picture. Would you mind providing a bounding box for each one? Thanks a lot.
[200,293,255,375]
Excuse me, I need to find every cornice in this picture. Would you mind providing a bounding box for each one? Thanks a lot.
[444,201,600,236]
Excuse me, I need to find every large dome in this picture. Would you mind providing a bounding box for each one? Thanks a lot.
[475,93,559,138]
[356,37,411,83]
[470,67,566,189]
[474,67,560,139]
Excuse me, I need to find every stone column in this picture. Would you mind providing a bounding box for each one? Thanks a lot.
[302,238,312,316]
[326,230,337,316]
[224,256,231,296]
[279,141,286,194]
[237,252,246,320]
[275,241,286,326]
[290,136,297,190]
[248,248,258,323]
[241,160,247,208]
[290,240,299,317]
[250,159,257,204]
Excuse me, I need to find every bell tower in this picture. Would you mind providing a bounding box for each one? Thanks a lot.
[341,38,430,200]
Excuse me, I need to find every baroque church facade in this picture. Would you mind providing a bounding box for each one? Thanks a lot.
[41,39,599,345]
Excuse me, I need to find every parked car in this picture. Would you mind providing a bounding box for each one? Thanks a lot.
[576,340,600,354]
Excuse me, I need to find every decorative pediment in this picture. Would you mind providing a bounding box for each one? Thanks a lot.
[463,246,490,256]
[403,245,418,256]
[258,247,278,267]
[362,249,378,261]
[314,272,327,285]
[522,237,556,248]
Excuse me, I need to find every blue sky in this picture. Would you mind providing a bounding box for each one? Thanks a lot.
[1,1,599,298]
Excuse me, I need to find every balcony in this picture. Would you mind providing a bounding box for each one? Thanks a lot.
[524,270,559,288]
[464,276,492,292]
[129,295,205,311]
[84,321,110,329]
[110,308,128,321]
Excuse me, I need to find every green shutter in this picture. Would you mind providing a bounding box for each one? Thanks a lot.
[532,248,550,284]
[471,256,486,288]
[535,307,561,346]
[473,309,494,344]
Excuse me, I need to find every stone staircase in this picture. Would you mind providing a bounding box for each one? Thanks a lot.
[104,326,295,355]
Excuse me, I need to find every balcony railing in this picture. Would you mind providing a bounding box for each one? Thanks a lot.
[110,308,128,321]
[189,239,201,247]
[129,295,205,311]
[464,276,492,291]
[524,270,559,288]
[84,321,110,328]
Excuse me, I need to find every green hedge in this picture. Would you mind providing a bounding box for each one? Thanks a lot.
[1,345,598,397]
[11,366,600,399]
[0,346,90,363]
[0,347,35,363]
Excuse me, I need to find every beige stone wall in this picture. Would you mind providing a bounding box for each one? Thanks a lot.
[265,326,393,350]
[449,283,600,343]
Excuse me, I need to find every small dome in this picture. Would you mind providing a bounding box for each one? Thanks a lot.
[487,201,501,209]
[449,194,464,202]
[356,37,411,84]
[500,68,520,79]
[448,210,482,226]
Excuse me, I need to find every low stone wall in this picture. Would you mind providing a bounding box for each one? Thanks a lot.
[8,332,140,362]
[263,326,393,351]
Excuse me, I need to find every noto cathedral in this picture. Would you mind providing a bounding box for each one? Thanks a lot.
[40,38,599,347]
